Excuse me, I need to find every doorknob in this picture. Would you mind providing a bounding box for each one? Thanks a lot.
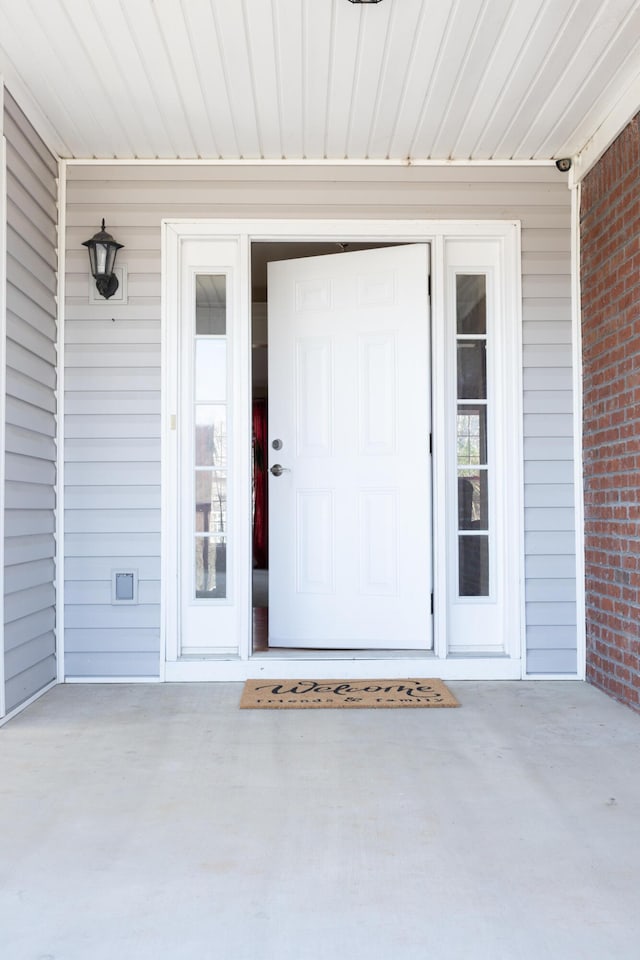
[270,464,289,477]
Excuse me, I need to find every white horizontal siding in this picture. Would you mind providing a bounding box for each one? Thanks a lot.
[5,534,56,567]
[65,629,160,653]
[65,581,160,604]
[526,532,576,554]
[64,652,158,677]
[65,532,160,556]
[65,557,160,580]
[522,261,576,674]
[65,486,161,510]
[4,91,58,712]
[525,555,576,578]
[65,416,160,440]
[4,608,55,651]
[64,509,160,533]
[5,453,56,485]
[64,163,577,676]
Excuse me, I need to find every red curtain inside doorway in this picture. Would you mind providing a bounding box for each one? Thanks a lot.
[252,399,268,569]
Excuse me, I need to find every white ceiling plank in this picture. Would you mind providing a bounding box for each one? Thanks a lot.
[514,0,640,157]
[302,0,334,159]
[492,0,605,158]
[118,0,199,158]
[429,0,514,159]
[451,0,548,159]
[533,3,640,158]
[151,0,221,158]
[386,2,454,160]
[0,1,92,157]
[209,2,262,158]
[344,0,395,158]
[88,0,178,158]
[35,0,134,157]
[0,0,639,162]
[323,1,365,159]
[409,0,486,159]
[60,0,149,158]
[181,0,240,158]
[0,48,68,157]
[272,0,304,158]
[364,0,426,159]
[473,0,580,159]
[242,0,284,159]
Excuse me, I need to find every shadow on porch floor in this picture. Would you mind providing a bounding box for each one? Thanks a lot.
[1,681,639,960]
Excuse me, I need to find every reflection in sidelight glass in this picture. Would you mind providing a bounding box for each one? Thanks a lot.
[196,275,226,335]
[459,535,489,596]
[457,469,488,530]
[195,472,227,534]
[195,405,227,467]
[456,405,487,465]
[195,538,227,598]
[456,275,486,334]
[194,274,229,601]
[457,340,486,399]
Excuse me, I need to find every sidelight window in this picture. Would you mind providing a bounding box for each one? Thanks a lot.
[455,274,489,597]
[194,275,228,599]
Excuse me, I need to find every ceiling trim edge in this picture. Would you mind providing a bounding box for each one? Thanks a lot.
[571,67,640,187]
[64,157,556,167]
[0,63,64,159]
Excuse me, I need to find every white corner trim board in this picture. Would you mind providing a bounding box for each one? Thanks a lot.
[570,182,587,682]
[0,116,7,717]
[55,158,66,686]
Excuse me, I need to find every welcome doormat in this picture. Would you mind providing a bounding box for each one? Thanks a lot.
[239,678,459,709]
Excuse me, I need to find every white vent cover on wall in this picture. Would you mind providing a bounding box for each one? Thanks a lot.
[111,569,138,604]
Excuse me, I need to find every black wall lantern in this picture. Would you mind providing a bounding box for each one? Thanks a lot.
[83,220,124,300]
[348,1,383,4]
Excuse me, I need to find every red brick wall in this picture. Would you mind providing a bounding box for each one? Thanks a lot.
[581,113,640,712]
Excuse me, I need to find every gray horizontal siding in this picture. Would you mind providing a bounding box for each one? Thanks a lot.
[521,270,577,673]
[3,92,58,712]
[64,163,576,676]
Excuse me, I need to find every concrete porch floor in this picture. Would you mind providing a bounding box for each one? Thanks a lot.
[1,681,639,960]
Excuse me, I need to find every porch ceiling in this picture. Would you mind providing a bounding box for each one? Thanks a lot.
[0,0,639,163]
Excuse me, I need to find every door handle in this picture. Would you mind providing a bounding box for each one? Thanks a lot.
[270,464,289,477]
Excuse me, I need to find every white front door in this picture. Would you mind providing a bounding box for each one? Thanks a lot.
[267,244,432,649]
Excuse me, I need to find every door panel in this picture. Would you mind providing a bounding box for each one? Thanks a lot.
[267,244,432,649]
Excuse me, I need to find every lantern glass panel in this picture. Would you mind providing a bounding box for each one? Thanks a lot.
[96,243,109,276]
[105,243,117,276]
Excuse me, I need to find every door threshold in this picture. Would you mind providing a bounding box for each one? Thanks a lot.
[164,655,523,681]
[251,648,435,660]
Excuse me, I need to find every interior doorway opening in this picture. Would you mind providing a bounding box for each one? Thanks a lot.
[250,240,418,655]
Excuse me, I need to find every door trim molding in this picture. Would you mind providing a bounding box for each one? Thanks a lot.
[161,219,524,681]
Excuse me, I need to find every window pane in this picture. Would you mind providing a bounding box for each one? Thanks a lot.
[457,340,486,399]
[195,405,227,467]
[457,469,489,530]
[195,340,226,403]
[195,537,227,598]
[459,535,489,596]
[195,472,227,535]
[196,275,226,335]
[456,404,487,465]
[456,275,486,334]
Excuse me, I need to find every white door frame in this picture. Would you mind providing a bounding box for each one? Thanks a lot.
[161,219,524,682]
